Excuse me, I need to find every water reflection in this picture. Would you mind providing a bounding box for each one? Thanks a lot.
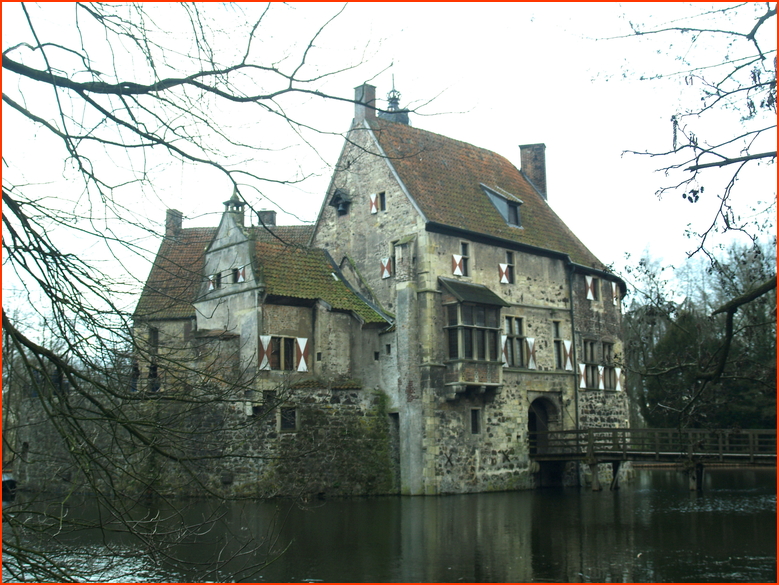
[3,468,775,583]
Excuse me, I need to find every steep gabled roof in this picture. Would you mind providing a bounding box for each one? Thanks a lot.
[255,241,389,324]
[134,228,215,320]
[365,118,604,269]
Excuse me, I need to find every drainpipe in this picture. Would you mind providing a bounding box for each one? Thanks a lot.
[567,262,580,433]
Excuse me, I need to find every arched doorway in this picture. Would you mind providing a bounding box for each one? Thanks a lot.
[528,397,565,486]
[528,397,557,455]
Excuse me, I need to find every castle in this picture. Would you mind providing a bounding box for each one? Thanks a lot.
[131,84,629,496]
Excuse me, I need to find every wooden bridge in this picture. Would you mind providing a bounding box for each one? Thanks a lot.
[530,428,776,490]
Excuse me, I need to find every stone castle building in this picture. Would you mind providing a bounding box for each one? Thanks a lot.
[129,84,629,497]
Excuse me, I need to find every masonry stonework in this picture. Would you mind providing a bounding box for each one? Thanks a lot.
[15,84,630,498]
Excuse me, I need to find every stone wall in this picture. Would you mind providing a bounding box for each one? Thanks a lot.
[13,380,397,499]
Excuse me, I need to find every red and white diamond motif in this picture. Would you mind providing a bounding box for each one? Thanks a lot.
[585,275,596,300]
[259,336,272,371]
[380,258,392,279]
[563,339,574,371]
[296,338,309,372]
[452,254,464,276]
[498,263,510,284]
[369,194,378,214]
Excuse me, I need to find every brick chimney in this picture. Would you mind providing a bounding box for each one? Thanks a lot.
[165,209,183,237]
[354,83,376,122]
[257,209,276,226]
[519,143,547,201]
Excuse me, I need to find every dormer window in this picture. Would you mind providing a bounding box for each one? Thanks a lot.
[481,184,522,228]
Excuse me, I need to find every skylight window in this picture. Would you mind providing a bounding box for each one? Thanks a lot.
[481,185,522,227]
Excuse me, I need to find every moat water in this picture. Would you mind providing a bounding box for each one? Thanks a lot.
[3,468,775,583]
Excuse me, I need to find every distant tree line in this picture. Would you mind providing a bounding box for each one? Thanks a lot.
[622,239,776,429]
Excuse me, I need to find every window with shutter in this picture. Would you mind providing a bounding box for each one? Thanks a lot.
[502,316,526,367]
[380,258,392,279]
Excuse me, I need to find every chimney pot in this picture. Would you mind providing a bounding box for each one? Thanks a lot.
[165,209,183,237]
[354,83,376,122]
[519,143,547,201]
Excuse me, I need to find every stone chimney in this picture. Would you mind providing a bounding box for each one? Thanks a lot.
[354,83,376,122]
[519,143,547,201]
[165,209,183,237]
[257,209,276,227]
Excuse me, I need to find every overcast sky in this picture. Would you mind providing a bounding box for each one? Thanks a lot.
[3,3,776,305]
[202,2,774,277]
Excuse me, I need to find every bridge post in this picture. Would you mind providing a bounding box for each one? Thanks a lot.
[610,461,621,491]
[687,462,704,492]
[588,462,602,491]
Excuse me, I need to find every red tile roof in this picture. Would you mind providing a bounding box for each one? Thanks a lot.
[134,228,215,320]
[366,118,604,268]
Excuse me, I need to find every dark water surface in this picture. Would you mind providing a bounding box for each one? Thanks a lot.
[3,468,775,583]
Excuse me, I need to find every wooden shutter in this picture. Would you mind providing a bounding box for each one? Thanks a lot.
[615,367,622,391]
[452,254,464,276]
[563,339,574,371]
[598,365,605,390]
[499,263,510,284]
[208,275,215,291]
[380,258,392,279]
[585,275,595,300]
[259,335,272,371]
[612,282,620,304]
[237,266,246,283]
[526,337,537,370]
[501,335,509,366]
[369,193,379,214]
[578,364,587,389]
[296,338,309,372]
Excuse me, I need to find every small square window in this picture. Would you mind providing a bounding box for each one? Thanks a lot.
[374,351,380,361]
[316,352,322,362]
[386,344,392,355]
[379,191,386,211]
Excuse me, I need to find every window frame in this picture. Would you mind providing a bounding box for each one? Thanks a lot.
[460,242,470,277]
[583,339,599,389]
[279,407,298,432]
[269,336,296,371]
[553,321,564,370]
[603,342,617,390]
[470,408,481,434]
[445,302,501,362]
[504,251,515,284]
[503,316,526,368]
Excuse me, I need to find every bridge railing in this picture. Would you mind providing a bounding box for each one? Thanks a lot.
[530,428,777,462]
